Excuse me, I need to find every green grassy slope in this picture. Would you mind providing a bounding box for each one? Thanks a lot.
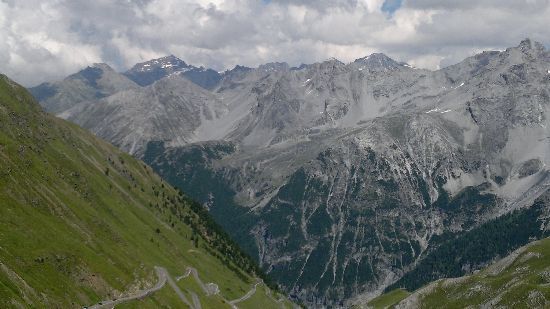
[388,192,550,293]
[366,289,410,309]
[362,236,550,309]
[358,189,550,308]
[400,236,550,308]
[0,74,291,308]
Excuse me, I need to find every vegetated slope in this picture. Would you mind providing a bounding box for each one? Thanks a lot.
[386,189,550,294]
[394,227,550,307]
[355,189,550,308]
[0,74,291,308]
[365,288,410,309]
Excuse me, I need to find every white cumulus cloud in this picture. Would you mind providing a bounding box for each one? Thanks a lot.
[0,0,549,86]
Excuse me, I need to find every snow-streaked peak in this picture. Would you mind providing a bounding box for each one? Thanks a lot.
[124,55,223,89]
[352,53,409,71]
[129,55,190,73]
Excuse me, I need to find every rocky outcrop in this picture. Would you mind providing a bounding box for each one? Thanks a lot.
[29,63,139,114]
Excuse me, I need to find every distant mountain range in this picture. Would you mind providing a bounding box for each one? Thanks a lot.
[29,39,550,306]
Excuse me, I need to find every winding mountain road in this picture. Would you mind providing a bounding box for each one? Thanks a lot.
[228,279,262,307]
[87,266,168,309]
[184,266,220,296]
[86,265,273,309]
[165,270,194,308]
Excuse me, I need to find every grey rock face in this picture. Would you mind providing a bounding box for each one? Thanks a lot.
[33,39,550,306]
[518,159,543,178]
[352,53,411,71]
[62,74,225,156]
[29,63,139,114]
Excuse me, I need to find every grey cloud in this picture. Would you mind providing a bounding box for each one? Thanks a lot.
[404,0,550,10]
[0,0,549,86]
[267,0,360,11]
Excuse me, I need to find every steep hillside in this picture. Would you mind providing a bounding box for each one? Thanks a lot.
[396,235,550,308]
[0,74,293,308]
[365,232,550,308]
[355,189,550,307]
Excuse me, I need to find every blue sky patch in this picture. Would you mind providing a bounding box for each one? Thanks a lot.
[381,0,403,14]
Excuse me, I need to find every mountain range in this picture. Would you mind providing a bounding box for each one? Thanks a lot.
[29,38,550,306]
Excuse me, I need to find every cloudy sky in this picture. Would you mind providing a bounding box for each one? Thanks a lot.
[1,0,549,86]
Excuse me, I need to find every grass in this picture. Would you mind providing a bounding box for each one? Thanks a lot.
[0,74,293,308]
[115,285,185,309]
[176,274,232,308]
[367,288,411,309]
[369,233,550,308]
[415,237,550,308]
[237,283,295,309]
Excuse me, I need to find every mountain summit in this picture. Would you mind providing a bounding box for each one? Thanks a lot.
[353,53,411,71]
[123,55,222,89]
[123,55,193,86]
[29,63,138,113]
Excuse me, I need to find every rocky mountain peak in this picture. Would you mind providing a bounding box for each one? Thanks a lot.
[229,64,253,72]
[221,65,253,79]
[71,63,123,86]
[258,62,289,73]
[90,63,115,72]
[512,38,546,58]
[290,63,309,71]
[128,55,190,73]
[124,55,194,87]
[517,38,545,51]
[323,57,345,65]
[29,62,138,114]
[353,53,408,71]
[309,57,345,72]
[123,55,223,89]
